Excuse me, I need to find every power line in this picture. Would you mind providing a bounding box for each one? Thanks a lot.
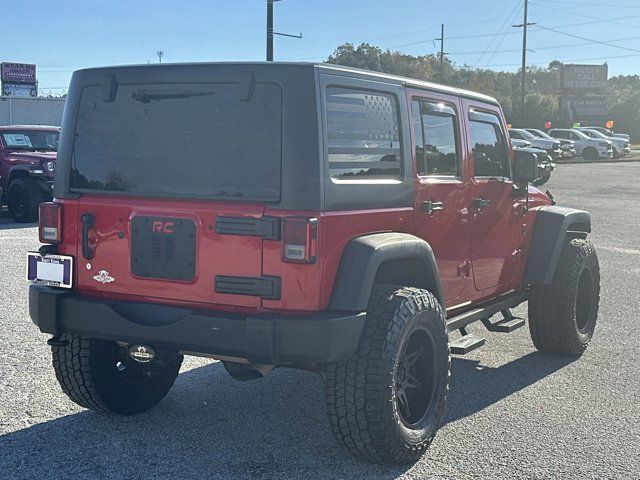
[533,0,640,8]
[473,0,523,67]
[536,24,640,54]
[530,1,640,30]
[484,2,526,66]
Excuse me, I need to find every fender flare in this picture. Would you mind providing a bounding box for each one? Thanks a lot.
[329,232,444,312]
[524,206,591,285]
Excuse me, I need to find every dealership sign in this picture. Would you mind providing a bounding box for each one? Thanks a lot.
[562,64,608,92]
[1,63,36,83]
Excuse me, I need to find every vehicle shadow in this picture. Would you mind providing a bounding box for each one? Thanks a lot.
[0,211,37,231]
[0,352,575,480]
[445,352,576,425]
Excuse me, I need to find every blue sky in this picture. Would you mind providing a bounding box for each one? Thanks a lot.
[5,0,640,95]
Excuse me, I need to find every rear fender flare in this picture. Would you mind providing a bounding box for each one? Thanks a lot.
[328,232,444,312]
[524,206,591,285]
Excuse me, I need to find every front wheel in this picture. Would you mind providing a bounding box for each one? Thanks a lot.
[528,239,600,356]
[325,286,450,464]
[52,335,183,415]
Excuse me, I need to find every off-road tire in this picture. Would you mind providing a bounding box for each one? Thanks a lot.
[7,178,42,223]
[582,147,598,161]
[52,334,183,415]
[325,285,450,464]
[528,239,600,356]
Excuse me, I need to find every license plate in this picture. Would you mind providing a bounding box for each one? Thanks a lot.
[27,252,73,288]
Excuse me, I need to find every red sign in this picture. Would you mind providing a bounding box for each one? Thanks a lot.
[1,62,36,84]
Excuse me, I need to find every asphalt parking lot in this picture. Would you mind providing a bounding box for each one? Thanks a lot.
[1,162,639,480]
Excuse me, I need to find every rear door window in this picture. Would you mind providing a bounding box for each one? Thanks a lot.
[411,100,459,177]
[325,87,402,181]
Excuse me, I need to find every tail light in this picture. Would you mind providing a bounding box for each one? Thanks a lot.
[39,202,62,244]
[282,217,318,264]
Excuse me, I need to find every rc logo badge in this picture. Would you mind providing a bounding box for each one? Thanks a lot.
[93,270,114,284]
[129,344,156,363]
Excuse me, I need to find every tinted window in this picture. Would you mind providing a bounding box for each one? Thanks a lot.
[326,87,401,180]
[509,130,521,139]
[412,100,459,176]
[551,131,566,139]
[70,82,282,201]
[469,115,510,178]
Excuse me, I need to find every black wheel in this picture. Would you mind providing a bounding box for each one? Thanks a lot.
[528,239,600,356]
[7,178,42,223]
[612,147,620,159]
[582,147,598,161]
[532,171,551,187]
[52,335,183,415]
[325,285,450,464]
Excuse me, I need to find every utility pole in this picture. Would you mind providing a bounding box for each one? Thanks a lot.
[436,24,445,82]
[157,50,164,64]
[266,0,302,62]
[513,0,535,126]
[267,0,274,61]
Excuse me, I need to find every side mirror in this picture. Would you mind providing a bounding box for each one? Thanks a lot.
[513,150,539,187]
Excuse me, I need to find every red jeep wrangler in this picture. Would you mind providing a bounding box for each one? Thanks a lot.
[0,125,59,222]
[28,63,600,465]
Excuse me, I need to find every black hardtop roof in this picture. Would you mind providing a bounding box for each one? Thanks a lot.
[73,62,499,105]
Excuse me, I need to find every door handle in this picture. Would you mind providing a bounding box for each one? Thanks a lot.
[81,213,95,260]
[422,200,444,214]
[473,198,492,210]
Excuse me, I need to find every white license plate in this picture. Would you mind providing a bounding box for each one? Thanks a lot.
[27,252,74,288]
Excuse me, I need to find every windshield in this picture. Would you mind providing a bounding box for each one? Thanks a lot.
[70,82,282,201]
[581,129,607,139]
[515,129,536,140]
[571,130,589,140]
[1,130,59,151]
[527,130,555,140]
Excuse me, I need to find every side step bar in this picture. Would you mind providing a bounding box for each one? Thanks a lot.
[446,290,528,333]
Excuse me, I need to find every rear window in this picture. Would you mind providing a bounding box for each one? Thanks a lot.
[325,87,401,181]
[70,82,282,201]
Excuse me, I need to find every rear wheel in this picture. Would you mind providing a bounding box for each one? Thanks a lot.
[7,178,42,223]
[325,285,450,464]
[528,239,600,356]
[51,334,183,415]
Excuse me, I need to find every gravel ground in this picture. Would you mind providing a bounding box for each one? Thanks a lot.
[1,163,639,479]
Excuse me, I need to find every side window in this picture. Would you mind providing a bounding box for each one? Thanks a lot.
[325,87,401,180]
[510,130,521,139]
[411,100,459,177]
[469,111,510,178]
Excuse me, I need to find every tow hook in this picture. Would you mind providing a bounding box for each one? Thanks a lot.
[128,344,156,363]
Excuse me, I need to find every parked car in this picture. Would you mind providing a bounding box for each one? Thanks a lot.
[582,126,630,142]
[27,63,600,465]
[548,128,613,160]
[509,128,563,160]
[0,125,59,222]
[526,128,577,158]
[576,128,630,158]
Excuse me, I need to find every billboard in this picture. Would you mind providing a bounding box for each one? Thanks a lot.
[570,96,607,117]
[2,83,37,97]
[561,64,608,92]
[1,63,37,98]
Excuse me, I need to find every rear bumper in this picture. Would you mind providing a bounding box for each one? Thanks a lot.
[29,285,366,366]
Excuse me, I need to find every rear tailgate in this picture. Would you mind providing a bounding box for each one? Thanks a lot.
[74,196,268,308]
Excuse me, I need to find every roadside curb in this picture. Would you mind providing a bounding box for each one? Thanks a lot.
[557,157,640,165]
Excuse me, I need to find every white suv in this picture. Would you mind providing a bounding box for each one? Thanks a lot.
[576,128,630,157]
[548,129,613,160]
